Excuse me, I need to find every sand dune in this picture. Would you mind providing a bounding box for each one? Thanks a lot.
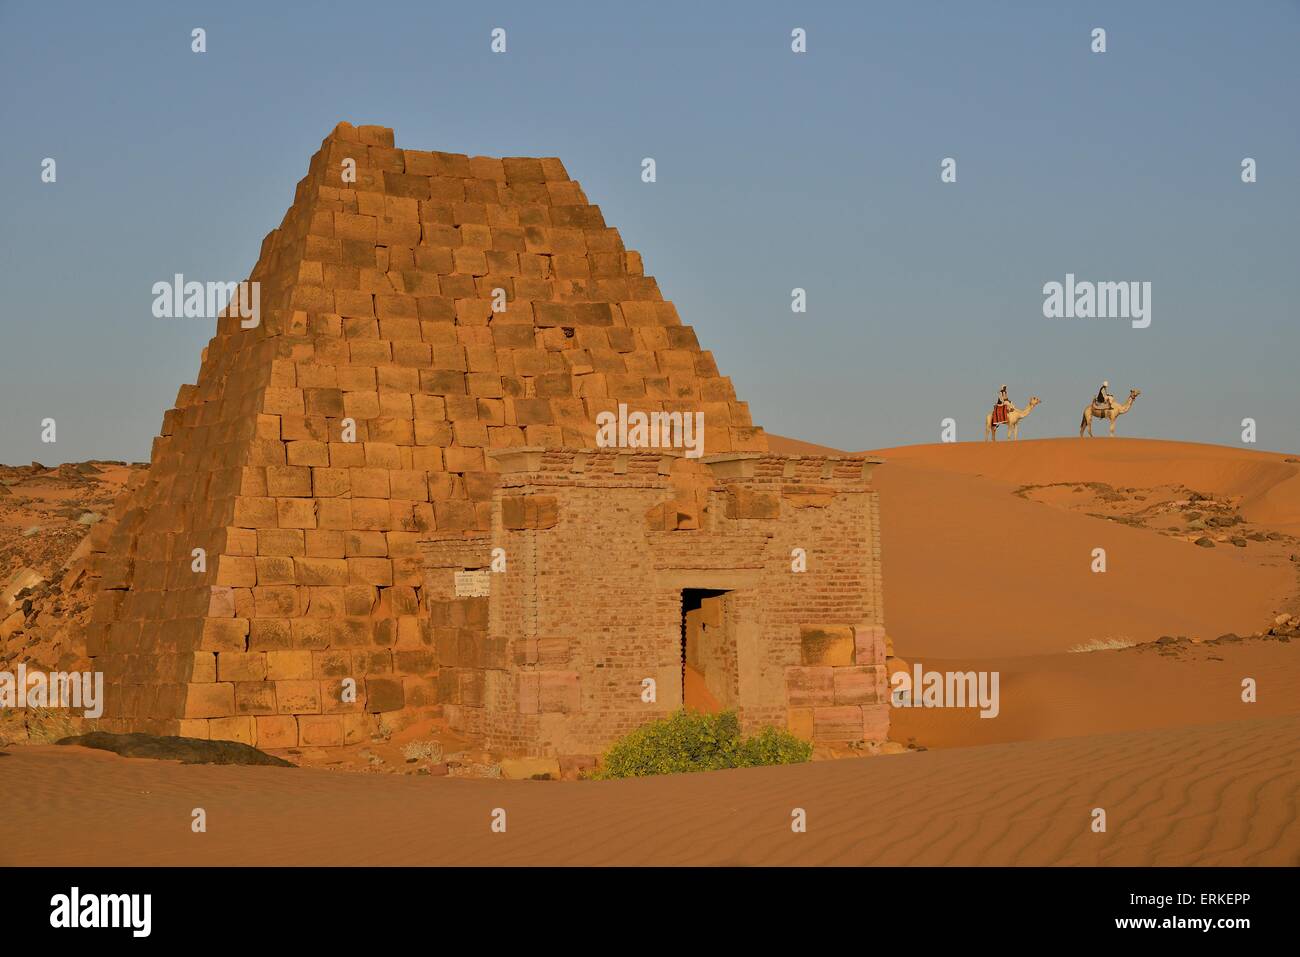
[888,637,1300,749]
[770,435,1300,766]
[3,714,1296,866]
[864,438,1298,658]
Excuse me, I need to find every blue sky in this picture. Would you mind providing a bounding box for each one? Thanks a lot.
[2,0,1297,461]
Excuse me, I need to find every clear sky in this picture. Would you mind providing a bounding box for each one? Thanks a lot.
[2,0,1297,462]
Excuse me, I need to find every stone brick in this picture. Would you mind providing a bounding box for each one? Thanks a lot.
[365,676,405,713]
[833,666,879,705]
[787,707,814,741]
[275,680,322,714]
[255,715,299,749]
[208,715,256,745]
[813,706,866,745]
[298,714,345,747]
[183,682,235,719]
[235,681,277,715]
[785,666,835,707]
[800,625,856,667]
[725,487,781,520]
[501,495,559,530]
[199,618,248,653]
[266,650,314,680]
[217,652,266,682]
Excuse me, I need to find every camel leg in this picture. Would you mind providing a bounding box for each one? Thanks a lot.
[1109,415,1117,436]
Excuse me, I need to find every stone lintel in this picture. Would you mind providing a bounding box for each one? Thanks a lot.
[704,452,884,484]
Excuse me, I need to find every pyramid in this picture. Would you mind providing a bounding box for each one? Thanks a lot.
[82,122,770,748]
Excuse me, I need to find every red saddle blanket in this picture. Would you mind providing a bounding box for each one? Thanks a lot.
[991,404,1009,425]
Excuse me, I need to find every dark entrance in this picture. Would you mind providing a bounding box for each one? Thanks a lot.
[680,588,729,713]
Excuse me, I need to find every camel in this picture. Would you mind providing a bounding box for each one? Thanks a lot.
[1080,387,1141,437]
[984,396,1041,441]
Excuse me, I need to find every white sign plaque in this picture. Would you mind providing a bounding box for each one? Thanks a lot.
[454,569,491,597]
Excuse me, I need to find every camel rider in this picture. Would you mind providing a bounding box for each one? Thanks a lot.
[993,385,1011,424]
[1095,381,1113,409]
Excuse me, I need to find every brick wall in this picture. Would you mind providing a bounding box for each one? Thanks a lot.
[423,448,888,760]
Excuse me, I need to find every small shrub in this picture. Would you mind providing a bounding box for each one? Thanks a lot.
[591,709,812,780]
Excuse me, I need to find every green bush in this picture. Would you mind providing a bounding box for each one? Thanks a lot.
[591,709,812,779]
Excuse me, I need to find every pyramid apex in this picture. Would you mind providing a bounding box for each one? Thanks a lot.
[323,122,394,148]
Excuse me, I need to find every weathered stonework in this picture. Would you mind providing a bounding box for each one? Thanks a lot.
[422,449,888,760]
[77,122,888,756]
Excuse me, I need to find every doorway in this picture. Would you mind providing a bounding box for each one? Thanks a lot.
[680,588,730,713]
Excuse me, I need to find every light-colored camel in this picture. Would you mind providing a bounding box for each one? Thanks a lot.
[984,396,1041,441]
[1080,388,1141,437]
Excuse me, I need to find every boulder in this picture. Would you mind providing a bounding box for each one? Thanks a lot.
[2,567,45,608]
[499,756,562,780]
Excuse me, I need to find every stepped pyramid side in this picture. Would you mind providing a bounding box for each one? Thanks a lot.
[83,122,767,747]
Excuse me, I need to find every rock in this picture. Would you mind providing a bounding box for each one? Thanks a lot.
[57,731,295,767]
[1275,614,1294,627]
[2,567,45,608]
[400,740,443,763]
[1230,537,1247,547]
[76,512,102,525]
[0,609,25,641]
[21,526,42,538]
[499,756,562,780]
[1194,537,1215,548]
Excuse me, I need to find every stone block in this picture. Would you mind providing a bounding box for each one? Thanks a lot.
[800,625,856,667]
[785,666,834,707]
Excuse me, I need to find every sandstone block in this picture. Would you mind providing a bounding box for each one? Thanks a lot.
[785,666,834,707]
[255,715,299,749]
[183,682,235,719]
[800,625,856,667]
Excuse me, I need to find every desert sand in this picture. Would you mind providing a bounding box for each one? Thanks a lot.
[868,438,1297,658]
[2,713,1296,866]
[3,437,1298,865]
